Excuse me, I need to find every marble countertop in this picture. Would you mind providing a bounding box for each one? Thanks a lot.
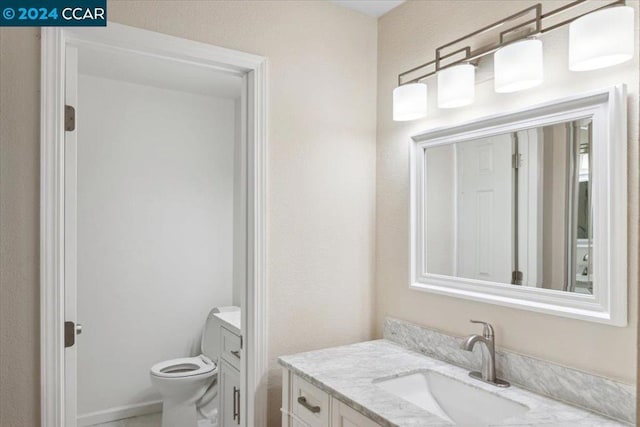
[278,340,628,426]
[213,309,240,334]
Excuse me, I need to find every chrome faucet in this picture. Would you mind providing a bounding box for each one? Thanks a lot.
[460,320,510,388]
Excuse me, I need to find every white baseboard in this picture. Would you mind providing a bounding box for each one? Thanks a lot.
[77,400,162,426]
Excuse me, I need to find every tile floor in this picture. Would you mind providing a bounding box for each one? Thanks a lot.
[89,413,161,427]
[89,412,215,427]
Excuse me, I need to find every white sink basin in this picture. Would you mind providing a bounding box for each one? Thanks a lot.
[374,371,529,425]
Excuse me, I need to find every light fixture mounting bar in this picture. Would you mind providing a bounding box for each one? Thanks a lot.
[398,0,626,86]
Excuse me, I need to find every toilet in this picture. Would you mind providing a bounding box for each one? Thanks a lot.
[150,306,239,427]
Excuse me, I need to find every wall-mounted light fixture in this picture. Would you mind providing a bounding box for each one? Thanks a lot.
[437,64,475,108]
[569,6,635,71]
[494,39,544,93]
[393,0,635,121]
[393,82,427,121]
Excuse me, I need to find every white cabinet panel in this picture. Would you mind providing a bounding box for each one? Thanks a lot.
[220,359,240,427]
[331,399,381,427]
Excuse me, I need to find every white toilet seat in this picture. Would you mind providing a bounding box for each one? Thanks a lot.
[150,307,239,427]
[150,355,216,379]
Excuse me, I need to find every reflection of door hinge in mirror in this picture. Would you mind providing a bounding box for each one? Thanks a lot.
[512,270,523,285]
[512,153,521,169]
[65,105,76,131]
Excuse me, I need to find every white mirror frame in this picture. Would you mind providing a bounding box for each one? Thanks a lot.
[409,85,627,326]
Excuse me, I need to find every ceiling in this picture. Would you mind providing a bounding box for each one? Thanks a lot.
[328,0,405,18]
[78,45,242,99]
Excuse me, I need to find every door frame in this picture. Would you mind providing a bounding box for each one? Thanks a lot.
[40,23,268,427]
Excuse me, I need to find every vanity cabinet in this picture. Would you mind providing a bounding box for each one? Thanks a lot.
[331,400,380,427]
[218,324,242,426]
[220,359,241,426]
[281,369,381,427]
[221,326,242,370]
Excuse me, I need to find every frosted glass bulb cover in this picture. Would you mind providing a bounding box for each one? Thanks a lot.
[494,39,544,93]
[569,6,634,71]
[393,83,427,121]
[437,64,475,109]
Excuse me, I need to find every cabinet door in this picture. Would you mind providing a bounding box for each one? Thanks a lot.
[331,398,381,427]
[219,359,241,427]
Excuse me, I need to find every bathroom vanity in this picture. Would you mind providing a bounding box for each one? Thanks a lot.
[281,369,381,427]
[279,338,629,426]
[279,316,634,427]
[214,310,242,427]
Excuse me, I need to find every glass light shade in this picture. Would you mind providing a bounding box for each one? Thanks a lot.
[569,6,634,71]
[437,64,475,108]
[393,83,427,121]
[494,39,544,93]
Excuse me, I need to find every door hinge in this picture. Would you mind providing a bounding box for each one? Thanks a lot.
[64,321,75,348]
[65,105,76,132]
[64,321,83,348]
[512,153,521,169]
[511,270,523,285]
[240,335,243,350]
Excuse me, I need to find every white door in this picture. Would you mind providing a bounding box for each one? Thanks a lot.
[220,360,241,427]
[515,128,542,288]
[64,45,80,427]
[456,134,513,283]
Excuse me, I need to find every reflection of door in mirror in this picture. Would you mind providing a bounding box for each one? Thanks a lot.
[425,134,513,284]
[423,117,592,295]
[456,135,513,284]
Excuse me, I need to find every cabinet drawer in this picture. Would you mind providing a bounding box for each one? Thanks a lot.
[220,326,241,370]
[291,374,330,427]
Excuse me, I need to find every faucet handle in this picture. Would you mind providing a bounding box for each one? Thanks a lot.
[470,320,494,338]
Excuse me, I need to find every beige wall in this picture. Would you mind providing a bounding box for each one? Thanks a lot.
[425,144,456,276]
[0,1,377,426]
[376,0,639,384]
[0,27,42,427]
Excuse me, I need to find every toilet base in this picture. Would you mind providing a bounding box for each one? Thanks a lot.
[161,399,199,427]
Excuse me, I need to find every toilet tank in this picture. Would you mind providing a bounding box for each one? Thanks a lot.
[201,306,240,361]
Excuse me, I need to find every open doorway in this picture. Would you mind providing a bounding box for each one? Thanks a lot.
[41,23,267,427]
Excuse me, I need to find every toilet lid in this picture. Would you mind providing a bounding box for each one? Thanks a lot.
[150,355,216,378]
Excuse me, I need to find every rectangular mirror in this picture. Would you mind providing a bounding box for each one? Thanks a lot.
[410,86,627,325]
[425,118,593,294]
